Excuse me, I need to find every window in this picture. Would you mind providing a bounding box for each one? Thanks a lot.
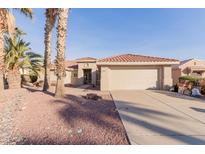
[196,72,201,75]
[73,73,77,77]
[193,71,201,75]
[194,62,196,65]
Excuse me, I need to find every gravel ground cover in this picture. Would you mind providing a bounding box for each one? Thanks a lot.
[1,86,129,145]
[0,89,28,144]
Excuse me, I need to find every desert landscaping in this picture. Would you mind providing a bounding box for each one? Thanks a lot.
[0,86,129,144]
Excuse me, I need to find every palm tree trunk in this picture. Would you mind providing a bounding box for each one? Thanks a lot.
[0,9,6,93]
[0,30,4,92]
[7,69,21,89]
[43,9,52,91]
[55,8,69,98]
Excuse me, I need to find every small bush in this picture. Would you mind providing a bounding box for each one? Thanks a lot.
[179,76,200,86]
[201,86,205,94]
[179,76,199,82]
[29,75,38,83]
[174,84,179,92]
[199,79,205,94]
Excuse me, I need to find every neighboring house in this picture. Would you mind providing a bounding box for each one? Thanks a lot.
[172,59,205,84]
[19,67,30,75]
[50,54,179,91]
[50,60,78,85]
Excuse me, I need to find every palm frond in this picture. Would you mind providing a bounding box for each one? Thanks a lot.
[14,8,33,19]
[4,28,43,75]
[46,8,58,30]
[26,52,42,59]
[15,27,27,36]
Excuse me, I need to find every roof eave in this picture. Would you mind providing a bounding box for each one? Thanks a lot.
[50,68,78,71]
[96,61,180,66]
[76,60,97,63]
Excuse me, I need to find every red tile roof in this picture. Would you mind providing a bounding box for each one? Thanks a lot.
[98,54,179,63]
[50,60,78,70]
[65,60,78,69]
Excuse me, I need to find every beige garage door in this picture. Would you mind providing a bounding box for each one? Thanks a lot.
[109,68,159,90]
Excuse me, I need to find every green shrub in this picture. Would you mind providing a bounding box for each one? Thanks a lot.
[179,76,200,86]
[29,75,38,83]
[178,76,205,94]
[179,76,199,82]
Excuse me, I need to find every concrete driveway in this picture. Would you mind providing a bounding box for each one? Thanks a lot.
[111,90,205,145]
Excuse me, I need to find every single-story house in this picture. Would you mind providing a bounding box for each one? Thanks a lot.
[172,58,205,84]
[50,60,78,85]
[50,54,179,91]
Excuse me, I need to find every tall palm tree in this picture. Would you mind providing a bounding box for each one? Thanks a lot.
[4,28,43,89]
[0,8,32,92]
[43,8,58,91]
[55,8,69,98]
[0,10,6,92]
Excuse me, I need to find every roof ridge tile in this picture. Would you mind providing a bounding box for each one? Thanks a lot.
[97,53,179,63]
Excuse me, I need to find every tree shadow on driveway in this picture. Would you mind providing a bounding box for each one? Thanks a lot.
[119,112,205,144]
[152,90,205,102]
[190,107,205,113]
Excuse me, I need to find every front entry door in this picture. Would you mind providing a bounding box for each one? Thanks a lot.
[83,69,92,84]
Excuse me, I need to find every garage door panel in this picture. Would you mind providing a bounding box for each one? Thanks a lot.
[109,68,159,90]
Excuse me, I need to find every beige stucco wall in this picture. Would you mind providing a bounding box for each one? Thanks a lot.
[100,65,173,91]
[179,59,205,70]
[77,62,98,85]
[162,66,173,90]
[100,66,110,91]
[70,70,78,85]
[172,68,181,85]
[50,69,78,85]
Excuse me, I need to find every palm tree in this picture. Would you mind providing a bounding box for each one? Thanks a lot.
[43,8,58,91]
[0,8,32,92]
[4,28,42,89]
[55,8,69,98]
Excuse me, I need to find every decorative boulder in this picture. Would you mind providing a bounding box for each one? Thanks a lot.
[86,93,100,100]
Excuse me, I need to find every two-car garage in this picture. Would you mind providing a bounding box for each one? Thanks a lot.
[97,54,179,91]
[108,67,159,90]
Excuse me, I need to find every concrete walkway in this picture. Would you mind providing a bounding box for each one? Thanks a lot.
[111,90,205,145]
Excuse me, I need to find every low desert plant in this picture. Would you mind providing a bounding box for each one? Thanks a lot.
[179,76,200,86]
[199,79,205,94]
[29,75,38,83]
[177,76,205,95]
